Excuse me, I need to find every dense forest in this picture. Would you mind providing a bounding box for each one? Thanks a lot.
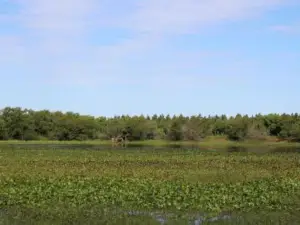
[0,107,299,142]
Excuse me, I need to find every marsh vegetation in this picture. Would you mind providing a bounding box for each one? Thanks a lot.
[1,144,300,224]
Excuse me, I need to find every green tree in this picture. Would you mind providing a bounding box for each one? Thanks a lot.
[167,120,183,141]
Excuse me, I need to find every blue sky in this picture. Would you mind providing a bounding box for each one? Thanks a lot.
[0,0,299,117]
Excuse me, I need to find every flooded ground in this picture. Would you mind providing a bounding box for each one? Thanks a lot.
[124,210,231,224]
[2,207,300,225]
[1,142,300,154]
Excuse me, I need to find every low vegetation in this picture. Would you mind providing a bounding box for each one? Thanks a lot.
[1,147,300,224]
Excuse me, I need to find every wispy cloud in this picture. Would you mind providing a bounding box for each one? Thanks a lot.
[0,35,25,63]
[0,0,297,87]
[119,0,289,36]
[270,24,300,34]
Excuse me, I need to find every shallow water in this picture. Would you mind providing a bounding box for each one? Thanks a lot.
[1,142,300,154]
[1,207,232,225]
[3,208,300,225]
[0,209,222,225]
[113,210,231,225]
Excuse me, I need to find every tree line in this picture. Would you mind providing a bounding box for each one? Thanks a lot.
[0,107,299,142]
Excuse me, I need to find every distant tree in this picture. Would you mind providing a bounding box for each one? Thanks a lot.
[0,106,300,142]
[0,117,8,140]
[226,118,249,141]
[167,120,183,141]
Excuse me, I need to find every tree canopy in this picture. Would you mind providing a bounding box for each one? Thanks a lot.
[0,107,299,142]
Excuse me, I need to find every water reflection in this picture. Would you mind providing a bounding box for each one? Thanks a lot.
[125,210,231,225]
[227,146,248,153]
[0,143,299,153]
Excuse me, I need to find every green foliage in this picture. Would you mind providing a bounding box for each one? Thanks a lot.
[0,117,8,140]
[2,148,300,213]
[167,120,184,141]
[226,117,249,141]
[1,106,300,142]
[1,147,300,224]
[2,176,300,213]
[246,122,269,141]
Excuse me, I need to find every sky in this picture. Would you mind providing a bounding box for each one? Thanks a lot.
[0,0,300,117]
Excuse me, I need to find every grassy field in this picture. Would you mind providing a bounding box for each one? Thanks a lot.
[1,145,300,224]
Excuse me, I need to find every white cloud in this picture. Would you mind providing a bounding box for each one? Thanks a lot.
[270,24,300,34]
[118,0,289,35]
[16,0,97,33]
[1,0,298,86]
